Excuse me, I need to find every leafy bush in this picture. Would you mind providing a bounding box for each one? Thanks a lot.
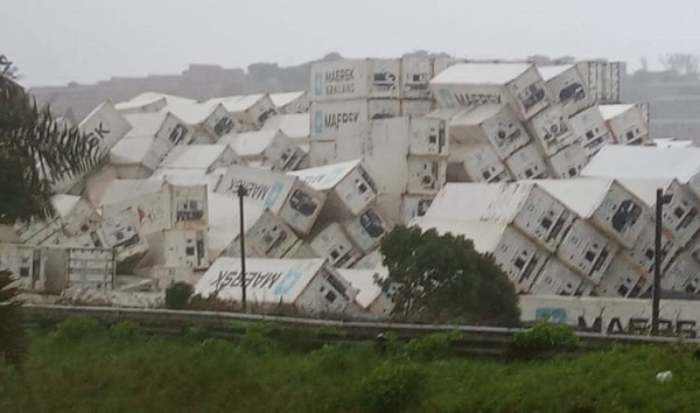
[512,322,579,357]
[164,282,194,310]
[54,316,103,341]
[109,321,141,341]
[404,331,462,361]
[358,361,424,412]
[184,324,209,342]
[238,323,279,355]
[311,344,352,372]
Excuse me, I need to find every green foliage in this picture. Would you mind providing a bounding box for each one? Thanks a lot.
[358,361,424,412]
[184,324,209,342]
[0,54,101,224]
[238,323,280,355]
[0,270,26,371]
[53,316,103,341]
[404,331,462,361]
[109,321,141,341]
[164,282,194,310]
[379,225,521,326]
[512,321,580,357]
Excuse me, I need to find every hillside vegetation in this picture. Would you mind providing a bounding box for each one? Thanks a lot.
[1,318,699,412]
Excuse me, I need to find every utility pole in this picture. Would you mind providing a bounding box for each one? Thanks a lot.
[651,188,672,336]
[237,184,248,312]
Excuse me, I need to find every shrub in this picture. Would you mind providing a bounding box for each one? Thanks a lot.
[109,321,141,341]
[404,331,462,361]
[165,282,194,310]
[54,316,103,341]
[358,361,424,412]
[311,344,352,372]
[184,324,209,342]
[238,323,279,355]
[512,321,579,357]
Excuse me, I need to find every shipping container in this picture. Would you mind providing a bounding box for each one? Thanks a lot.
[290,159,378,218]
[526,104,575,156]
[158,144,239,173]
[207,192,265,259]
[195,257,357,314]
[208,94,277,132]
[448,104,530,159]
[582,145,700,183]
[222,210,299,259]
[576,61,624,104]
[458,144,512,183]
[619,178,700,247]
[538,64,593,117]
[217,165,325,235]
[0,243,46,291]
[599,104,650,145]
[400,194,435,224]
[115,95,168,114]
[569,106,614,157]
[137,229,208,273]
[14,216,63,246]
[311,58,401,101]
[530,258,585,296]
[99,208,150,264]
[262,113,310,142]
[221,129,306,172]
[57,247,115,290]
[165,101,234,140]
[430,63,552,120]
[426,182,576,252]
[556,219,618,284]
[413,217,548,293]
[344,206,392,253]
[595,256,643,298]
[663,253,700,294]
[337,267,394,318]
[270,91,310,114]
[308,140,337,167]
[310,99,401,141]
[504,144,550,180]
[406,156,448,195]
[400,99,433,117]
[536,178,652,248]
[310,223,364,268]
[547,143,588,179]
[400,56,433,99]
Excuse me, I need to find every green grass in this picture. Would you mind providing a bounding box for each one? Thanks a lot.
[1,319,699,412]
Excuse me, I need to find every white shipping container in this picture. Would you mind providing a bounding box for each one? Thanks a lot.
[400,195,434,224]
[0,243,46,291]
[310,99,400,141]
[166,101,234,140]
[530,258,584,296]
[536,178,652,248]
[99,209,150,264]
[448,104,530,159]
[569,106,614,158]
[556,219,618,284]
[623,218,678,277]
[547,143,588,179]
[430,63,552,120]
[270,91,310,114]
[140,229,208,271]
[400,99,433,117]
[221,129,305,172]
[195,257,357,314]
[223,210,299,259]
[538,64,593,118]
[459,144,511,183]
[413,217,548,293]
[406,156,448,195]
[505,144,550,180]
[577,61,624,104]
[171,185,209,231]
[408,117,448,156]
[217,165,326,235]
[116,95,167,114]
[595,257,643,298]
[401,56,433,99]
[344,206,391,253]
[599,104,650,145]
[311,58,401,101]
[290,160,378,218]
[309,140,337,167]
[14,216,63,247]
[337,267,393,318]
[59,247,116,290]
[663,254,700,294]
[79,101,133,157]
[310,223,364,268]
[427,182,576,252]
[527,104,575,156]
[209,94,277,133]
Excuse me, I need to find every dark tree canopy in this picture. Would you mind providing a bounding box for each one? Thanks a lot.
[0,54,100,224]
[377,226,521,327]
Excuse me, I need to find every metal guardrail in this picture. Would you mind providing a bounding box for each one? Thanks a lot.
[19,304,698,356]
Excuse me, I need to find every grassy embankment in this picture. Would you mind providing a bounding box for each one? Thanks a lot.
[1,317,698,412]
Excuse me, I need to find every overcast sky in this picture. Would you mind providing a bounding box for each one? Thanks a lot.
[4,0,700,87]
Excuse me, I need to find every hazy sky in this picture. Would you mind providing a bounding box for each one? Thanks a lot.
[4,0,700,87]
